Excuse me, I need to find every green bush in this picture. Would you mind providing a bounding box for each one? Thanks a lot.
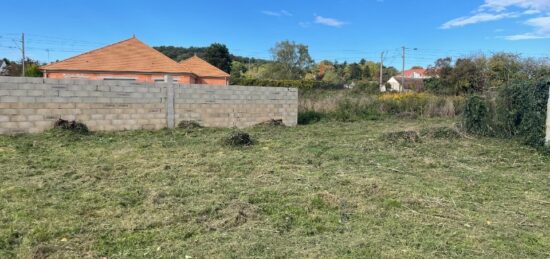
[331,98,380,122]
[352,81,380,94]
[497,81,549,147]
[298,111,324,125]
[463,95,490,135]
[230,78,342,90]
[463,80,549,147]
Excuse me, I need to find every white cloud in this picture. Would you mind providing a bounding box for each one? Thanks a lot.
[440,12,519,29]
[504,33,550,40]
[503,15,550,40]
[441,0,550,40]
[480,0,550,12]
[261,10,292,17]
[314,16,347,27]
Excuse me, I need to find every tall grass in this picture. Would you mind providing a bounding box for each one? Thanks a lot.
[299,90,465,123]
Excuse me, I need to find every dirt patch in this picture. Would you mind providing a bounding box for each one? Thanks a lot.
[206,201,259,230]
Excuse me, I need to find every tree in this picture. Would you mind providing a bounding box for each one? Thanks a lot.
[270,41,314,80]
[345,63,362,81]
[203,43,232,73]
[230,61,247,79]
[361,65,371,80]
[1,58,43,77]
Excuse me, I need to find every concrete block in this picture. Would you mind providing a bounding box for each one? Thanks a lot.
[34,121,54,128]
[0,76,27,83]
[9,90,27,96]
[0,96,18,102]
[27,115,44,121]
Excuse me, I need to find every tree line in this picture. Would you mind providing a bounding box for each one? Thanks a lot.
[154,41,399,90]
[425,53,550,95]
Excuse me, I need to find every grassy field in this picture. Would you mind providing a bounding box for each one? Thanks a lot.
[1,118,549,258]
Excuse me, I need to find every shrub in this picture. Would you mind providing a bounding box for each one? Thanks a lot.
[178,120,202,130]
[496,81,549,147]
[352,81,380,94]
[331,98,380,122]
[298,111,324,125]
[224,131,255,147]
[231,78,342,90]
[462,80,549,148]
[463,95,490,135]
[53,119,89,134]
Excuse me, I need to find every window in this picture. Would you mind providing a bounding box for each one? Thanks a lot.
[154,78,178,83]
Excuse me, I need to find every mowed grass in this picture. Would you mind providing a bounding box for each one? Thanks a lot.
[1,118,549,258]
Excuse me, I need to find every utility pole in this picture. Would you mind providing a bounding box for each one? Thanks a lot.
[21,33,25,77]
[401,46,405,92]
[379,51,384,91]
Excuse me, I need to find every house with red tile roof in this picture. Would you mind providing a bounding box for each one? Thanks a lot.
[40,37,229,85]
[179,55,230,85]
[401,68,428,79]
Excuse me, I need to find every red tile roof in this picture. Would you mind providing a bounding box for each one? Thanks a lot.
[402,68,427,77]
[179,55,230,78]
[41,37,191,74]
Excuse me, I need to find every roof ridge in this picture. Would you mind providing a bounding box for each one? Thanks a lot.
[40,37,193,74]
[41,37,138,69]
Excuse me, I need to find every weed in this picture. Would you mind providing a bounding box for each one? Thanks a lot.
[53,119,89,134]
[257,119,285,127]
[223,131,255,146]
[177,120,202,130]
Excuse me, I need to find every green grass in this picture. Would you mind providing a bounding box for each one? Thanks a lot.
[1,118,549,258]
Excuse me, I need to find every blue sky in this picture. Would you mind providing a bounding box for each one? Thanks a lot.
[1,0,550,69]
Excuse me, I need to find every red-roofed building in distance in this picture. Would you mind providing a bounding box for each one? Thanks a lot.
[382,67,431,92]
[40,37,229,85]
[402,67,428,79]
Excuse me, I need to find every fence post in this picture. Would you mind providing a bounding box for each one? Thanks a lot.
[546,85,550,146]
[164,75,175,129]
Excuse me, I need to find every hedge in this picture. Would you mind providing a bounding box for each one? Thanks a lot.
[463,80,549,147]
[230,78,342,90]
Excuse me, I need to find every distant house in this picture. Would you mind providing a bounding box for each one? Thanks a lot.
[40,37,229,85]
[383,76,425,92]
[381,67,430,92]
[402,68,429,79]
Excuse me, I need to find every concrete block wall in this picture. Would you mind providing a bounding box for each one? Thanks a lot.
[174,85,298,128]
[0,76,298,134]
[0,77,167,134]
